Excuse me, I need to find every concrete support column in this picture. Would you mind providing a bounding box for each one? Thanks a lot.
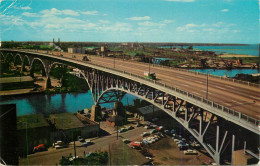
[231,134,235,165]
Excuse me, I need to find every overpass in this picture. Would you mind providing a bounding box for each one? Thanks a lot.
[0,49,259,164]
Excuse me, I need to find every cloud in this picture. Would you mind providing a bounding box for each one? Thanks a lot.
[177,22,237,34]
[81,10,98,15]
[221,9,229,12]
[165,0,195,2]
[162,20,174,24]
[127,16,151,21]
[40,8,80,17]
[21,6,31,10]
[138,21,165,27]
[22,12,38,17]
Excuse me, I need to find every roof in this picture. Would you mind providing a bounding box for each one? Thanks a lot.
[110,141,149,165]
[0,76,33,84]
[49,113,85,130]
[106,115,124,122]
[17,114,49,130]
[137,105,161,115]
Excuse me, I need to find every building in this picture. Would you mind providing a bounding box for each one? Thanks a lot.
[106,115,125,127]
[0,104,18,165]
[0,76,34,91]
[17,114,51,155]
[134,105,161,121]
[68,48,85,54]
[49,113,99,141]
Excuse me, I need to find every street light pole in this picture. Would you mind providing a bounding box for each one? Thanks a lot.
[149,57,150,75]
[206,71,209,99]
[114,56,115,68]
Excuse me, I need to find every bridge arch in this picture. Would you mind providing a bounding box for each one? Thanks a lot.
[22,55,31,71]
[30,57,47,77]
[5,53,14,63]
[14,54,23,66]
[96,87,219,163]
[0,52,5,61]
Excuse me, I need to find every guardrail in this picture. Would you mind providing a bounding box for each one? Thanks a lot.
[2,49,260,133]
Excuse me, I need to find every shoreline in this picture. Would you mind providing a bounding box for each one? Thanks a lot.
[218,54,257,58]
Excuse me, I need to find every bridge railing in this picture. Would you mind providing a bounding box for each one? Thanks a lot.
[3,49,259,132]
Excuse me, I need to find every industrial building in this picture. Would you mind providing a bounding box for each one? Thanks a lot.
[68,47,86,54]
[134,105,161,121]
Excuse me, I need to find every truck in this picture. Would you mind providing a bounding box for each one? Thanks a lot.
[82,56,89,61]
[144,71,156,80]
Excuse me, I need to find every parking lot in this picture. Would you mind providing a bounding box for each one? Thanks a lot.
[19,119,214,165]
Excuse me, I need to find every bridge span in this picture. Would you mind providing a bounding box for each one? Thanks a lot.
[1,49,259,164]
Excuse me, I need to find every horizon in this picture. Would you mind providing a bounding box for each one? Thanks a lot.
[0,0,259,44]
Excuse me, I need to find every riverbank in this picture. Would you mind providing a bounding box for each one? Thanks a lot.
[218,54,257,58]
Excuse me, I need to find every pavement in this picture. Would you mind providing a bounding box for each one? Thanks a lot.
[19,125,148,165]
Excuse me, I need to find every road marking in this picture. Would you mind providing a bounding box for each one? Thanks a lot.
[183,84,189,87]
[201,90,212,94]
[215,86,226,90]
[231,100,243,105]
[225,85,235,89]
[195,81,203,84]
[224,103,232,106]
[250,96,260,100]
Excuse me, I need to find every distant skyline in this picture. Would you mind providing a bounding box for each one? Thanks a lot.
[0,0,259,44]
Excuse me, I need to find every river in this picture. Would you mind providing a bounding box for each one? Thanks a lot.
[189,69,259,77]
[0,91,137,116]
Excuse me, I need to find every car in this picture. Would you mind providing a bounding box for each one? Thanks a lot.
[144,125,152,129]
[33,144,46,153]
[118,128,127,133]
[127,126,134,130]
[78,136,85,142]
[122,139,131,144]
[142,140,150,145]
[170,129,175,134]
[164,130,170,135]
[184,149,198,155]
[53,141,64,148]
[141,132,150,137]
[130,141,142,147]
[149,129,157,134]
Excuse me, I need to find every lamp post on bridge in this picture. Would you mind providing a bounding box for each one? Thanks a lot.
[206,71,209,99]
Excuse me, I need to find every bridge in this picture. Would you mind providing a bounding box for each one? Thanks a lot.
[0,49,259,164]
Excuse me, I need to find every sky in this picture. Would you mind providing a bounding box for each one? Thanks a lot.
[0,0,259,44]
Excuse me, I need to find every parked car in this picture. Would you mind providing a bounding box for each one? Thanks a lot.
[78,136,85,142]
[136,123,142,127]
[149,129,157,134]
[141,132,150,137]
[184,149,198,155]
[122,139,131,144]
[33,144,46,153]
[126,126,134,130]
[118,128,127,133]
[53,141,64,148]
[170,129,175,134]
[144,125,152,129]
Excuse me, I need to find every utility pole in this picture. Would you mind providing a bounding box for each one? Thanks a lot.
[206,71,209,99]
[114,56,115,68]
[149,56,151,75]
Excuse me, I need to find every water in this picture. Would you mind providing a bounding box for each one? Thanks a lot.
[159,44,259,56]
[190,69,259,77]
[0,91,138,116]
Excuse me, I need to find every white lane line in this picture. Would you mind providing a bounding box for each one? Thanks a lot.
[215,86,226,90]
[201,90,212,94]
[225,85,235,89]
[231,100,243,105]
[250,96,260,100]
[183,84,189,87]
[225,103,232,106]
[195,81,203,84]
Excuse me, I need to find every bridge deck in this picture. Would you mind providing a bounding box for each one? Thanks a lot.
[64,52,260,120]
